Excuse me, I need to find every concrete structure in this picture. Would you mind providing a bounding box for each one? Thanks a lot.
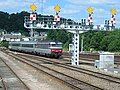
[95,52,114,69]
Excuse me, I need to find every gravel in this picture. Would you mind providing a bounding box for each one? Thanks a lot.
[0,51,73,90]
[1,50,120,90]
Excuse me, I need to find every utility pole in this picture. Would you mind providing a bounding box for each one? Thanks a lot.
[41,0,43,14]
[81,34,84,53]
[80,19,86,53]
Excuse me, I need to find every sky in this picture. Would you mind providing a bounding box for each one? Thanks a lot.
[0,0,120,27]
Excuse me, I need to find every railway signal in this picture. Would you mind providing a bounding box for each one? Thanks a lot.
[30,4,37,12]
[54,15,60,21]
[104,8,117,31]
[81,19,86,25]
[54,5,61,13]
[54,5,61,22]
[30,14,36,22]
[29,4,37,40]
[29,4,37,22]
[110,8,116,15]
[105,20,109,25]
[110,8,117,29]
[87,7,93,14]
[104,20,110,30]
[110,16,116,24]
[108,20,110,25]
[87,7,93,25]
[87,16,93,23]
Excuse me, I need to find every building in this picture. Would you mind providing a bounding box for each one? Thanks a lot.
[0,32,24,42]
[0,29,7,35]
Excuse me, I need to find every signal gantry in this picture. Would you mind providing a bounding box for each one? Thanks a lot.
[24,4,117,65]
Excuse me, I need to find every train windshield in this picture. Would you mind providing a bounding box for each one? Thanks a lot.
[51,44,62,47]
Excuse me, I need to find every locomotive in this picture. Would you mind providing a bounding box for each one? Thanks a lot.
[9,40,62,58]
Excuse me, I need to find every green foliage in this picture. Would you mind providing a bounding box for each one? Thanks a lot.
[47,29,72,49]
[63,41,69,51]
[0,41,9,48]
[108,37,120,52]
[47,29,70,44]
[0,11,29,36]
[107,29,120,51]
[47,29,57,40]
[82,30,120,52]
[47,29,120,52]
[56,30,68,44]
[90,31,108,50]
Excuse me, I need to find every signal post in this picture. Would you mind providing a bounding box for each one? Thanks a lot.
[110,8,116,30]
[29,4,37,40]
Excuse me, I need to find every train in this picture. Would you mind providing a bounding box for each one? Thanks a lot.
[8,40,63,58]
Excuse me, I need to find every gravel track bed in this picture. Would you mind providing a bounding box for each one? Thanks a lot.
[0,54,29,90]
[42,64,120,90]
[11,57,74,90]
[0,51,75,90]
[0,75,6,90]
[16,52,120,77]
[5,51,120,90]
[13,53,120,90]
[9,53,102,90]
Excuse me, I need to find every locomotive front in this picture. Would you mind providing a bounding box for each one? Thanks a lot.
[49,41,62,58]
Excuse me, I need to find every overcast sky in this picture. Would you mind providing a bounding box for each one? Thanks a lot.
[0,0,120,27]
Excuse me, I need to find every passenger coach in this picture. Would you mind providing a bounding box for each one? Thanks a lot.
[9,40,62,58]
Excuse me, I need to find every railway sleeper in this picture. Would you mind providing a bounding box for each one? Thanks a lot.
[0,86,2,88]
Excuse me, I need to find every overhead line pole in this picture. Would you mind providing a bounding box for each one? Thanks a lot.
[41,0,43,14]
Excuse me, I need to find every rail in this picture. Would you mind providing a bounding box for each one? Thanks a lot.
[0,57,30,90]
[0,75,7,90]
[9,53,103,90]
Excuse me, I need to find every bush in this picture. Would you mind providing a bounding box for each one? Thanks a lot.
[0,41,9,48]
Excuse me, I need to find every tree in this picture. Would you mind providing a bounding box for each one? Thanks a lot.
[47,29,57,40]
[108,36,120,51]
[56,30,68,44]
[99,35,114,51]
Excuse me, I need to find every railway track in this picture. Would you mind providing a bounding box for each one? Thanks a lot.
[5,51,120,89]
[8,52,103,90]
[14,53,120,84]
[0,75,7,90]
[63,52,120,64]
[0,57,30,90]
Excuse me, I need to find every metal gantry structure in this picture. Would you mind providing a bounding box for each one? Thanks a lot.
[24,14,92,65]
[24,4,116,66]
